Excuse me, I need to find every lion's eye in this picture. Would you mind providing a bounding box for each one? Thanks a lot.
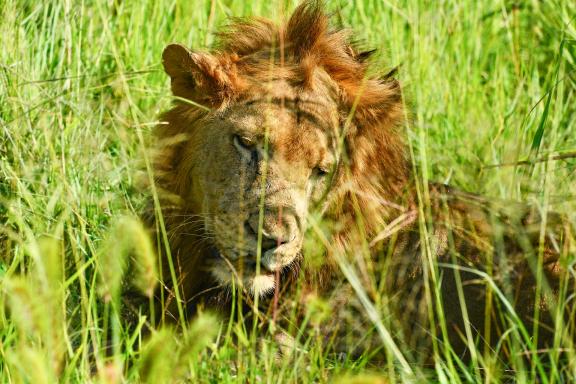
[313,166,330,178]
[233,134,255,151]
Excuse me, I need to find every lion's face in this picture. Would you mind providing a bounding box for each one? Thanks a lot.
[159,4,406,298]
[179,78,341,296]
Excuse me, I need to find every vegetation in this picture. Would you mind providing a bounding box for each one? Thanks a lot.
[1,0,575,382]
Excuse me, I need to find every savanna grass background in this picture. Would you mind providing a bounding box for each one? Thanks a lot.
[1,0,576,382]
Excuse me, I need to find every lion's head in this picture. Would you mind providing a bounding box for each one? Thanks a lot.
[152,1,410,302]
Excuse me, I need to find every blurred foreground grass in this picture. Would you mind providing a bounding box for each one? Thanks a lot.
[1,0,575,382]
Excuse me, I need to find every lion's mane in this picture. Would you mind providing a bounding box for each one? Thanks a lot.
[147,1,412,316]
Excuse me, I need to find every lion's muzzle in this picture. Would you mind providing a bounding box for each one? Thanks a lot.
[245,208,301,272]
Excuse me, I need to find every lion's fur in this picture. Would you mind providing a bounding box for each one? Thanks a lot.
[139,0,575,360]
[148,1,411,314]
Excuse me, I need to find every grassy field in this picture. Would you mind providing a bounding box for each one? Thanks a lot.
[1,0,576,382]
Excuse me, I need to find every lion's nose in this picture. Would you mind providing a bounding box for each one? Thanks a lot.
[246,212,296,252]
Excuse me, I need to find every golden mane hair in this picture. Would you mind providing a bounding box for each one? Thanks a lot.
[137,2,575,363]
[148,0,412,316]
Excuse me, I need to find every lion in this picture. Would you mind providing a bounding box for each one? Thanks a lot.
[133,1,575,364]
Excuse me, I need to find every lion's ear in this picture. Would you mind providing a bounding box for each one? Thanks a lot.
[162,43,235,107]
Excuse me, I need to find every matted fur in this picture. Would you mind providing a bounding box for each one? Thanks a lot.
[148,1,411,312]
[139,0,575,361]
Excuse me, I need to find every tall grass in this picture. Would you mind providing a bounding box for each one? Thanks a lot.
[1,0,575,382]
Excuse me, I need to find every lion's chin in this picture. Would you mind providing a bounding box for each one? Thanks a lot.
[250,274,276,297]
[210,265,276,298]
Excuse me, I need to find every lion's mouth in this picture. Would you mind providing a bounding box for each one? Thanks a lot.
[207,243,296,297]
[209,248,283,275]
[209,257,278,297]
[209,229,300,269]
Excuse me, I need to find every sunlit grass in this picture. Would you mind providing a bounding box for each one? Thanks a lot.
[1,0,575,382]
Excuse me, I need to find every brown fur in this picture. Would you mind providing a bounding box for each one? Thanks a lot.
[147,1,409,312]
[137,1,575,363]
